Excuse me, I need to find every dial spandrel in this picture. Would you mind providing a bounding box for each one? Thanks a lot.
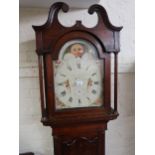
[53,39,104,109]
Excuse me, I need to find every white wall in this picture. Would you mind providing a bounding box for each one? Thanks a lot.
[19,0,134,154]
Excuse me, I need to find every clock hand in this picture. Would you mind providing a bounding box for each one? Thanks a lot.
[64,80,71,92]
[87,78,93,91]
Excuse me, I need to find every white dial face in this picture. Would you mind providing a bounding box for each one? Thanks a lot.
[53,40,104,109]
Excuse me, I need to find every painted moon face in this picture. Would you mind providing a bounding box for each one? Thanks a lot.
[70,44,84,57]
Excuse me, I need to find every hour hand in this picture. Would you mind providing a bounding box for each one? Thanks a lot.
[87,78,93,90]
[64,80,71,92]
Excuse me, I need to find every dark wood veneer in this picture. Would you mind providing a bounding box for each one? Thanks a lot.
[33,2,122,155]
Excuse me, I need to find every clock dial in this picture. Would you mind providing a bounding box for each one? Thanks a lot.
[53,40,104,109]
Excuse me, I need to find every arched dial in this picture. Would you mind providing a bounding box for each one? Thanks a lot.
[54,57,103,109]
[53,40,104,109]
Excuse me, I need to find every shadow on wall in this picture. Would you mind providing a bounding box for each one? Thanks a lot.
[19,8,48,26]
[19,40,37,66]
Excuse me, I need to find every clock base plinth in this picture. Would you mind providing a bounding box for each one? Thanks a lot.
[52,123,107,155]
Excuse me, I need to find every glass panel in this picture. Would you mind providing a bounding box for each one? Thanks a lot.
[53,39,104,109]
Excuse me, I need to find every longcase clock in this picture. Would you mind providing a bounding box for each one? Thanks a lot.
[32,2,122,155]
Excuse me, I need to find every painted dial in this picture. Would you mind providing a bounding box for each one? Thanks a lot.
[53,40,104,109]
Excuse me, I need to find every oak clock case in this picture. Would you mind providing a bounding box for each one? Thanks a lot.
[33,2,122,155]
